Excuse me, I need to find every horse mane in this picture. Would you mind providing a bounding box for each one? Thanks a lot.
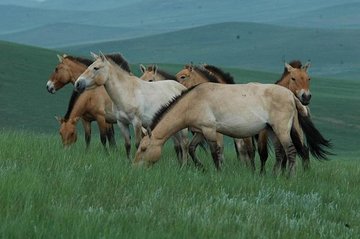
[106,53,132,73]
[64,90,81,120]
[64,55,93,67]
[158,69,178,81]
[193,66,219,83]
[203,64,235,84]
[275,60,303,84]
[146,65,177,81]
[150,85,198,130]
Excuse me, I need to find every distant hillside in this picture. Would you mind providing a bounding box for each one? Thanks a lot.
[1,1,359,47]
[64,22,360,79]
[0,23,149,48]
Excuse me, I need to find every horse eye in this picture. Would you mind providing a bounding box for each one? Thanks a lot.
[180,76,186,79]
[308,78,311,81]
[291,77,296,81]
[94,67,100,71]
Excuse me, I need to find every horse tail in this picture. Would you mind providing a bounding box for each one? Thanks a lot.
[295,107,332,160]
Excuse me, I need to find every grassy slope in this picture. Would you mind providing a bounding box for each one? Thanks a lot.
[64,22,360,79]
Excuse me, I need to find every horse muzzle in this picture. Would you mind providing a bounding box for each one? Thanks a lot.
[74,80,86,93]
[300,93,312,105]
[46,81,56,94]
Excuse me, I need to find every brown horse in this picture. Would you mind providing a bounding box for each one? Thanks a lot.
[139,64,178,82]
[55,88,115,149]
[257,60,312,174]
[134,83,331,177]
[176,64,255,169]
[47,55,123,153]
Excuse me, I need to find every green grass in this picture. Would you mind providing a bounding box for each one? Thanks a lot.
[0,129,359,238]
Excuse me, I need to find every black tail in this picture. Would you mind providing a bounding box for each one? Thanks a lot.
[297,113,332,160]
[290,126,308,160]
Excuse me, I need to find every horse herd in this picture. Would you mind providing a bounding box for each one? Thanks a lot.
[46,52,332,176]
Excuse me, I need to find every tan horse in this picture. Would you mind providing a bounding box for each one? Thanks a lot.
[75,53,189,164]
[55,88,115,149]
[139,64,178,82]
[47,55,124,153]
[257,60,312,174]
[134,83,331,177]
[176,64,255,169]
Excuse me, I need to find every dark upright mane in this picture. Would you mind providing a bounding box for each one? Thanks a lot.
[146,65,177,81]
[150,85,199,130]
[64,90,81,120]
[203,64,235,84]
[157,69,178,81]
[106,53,132,73]
[275,60,302,84]
[64,56,93,67]
[193,66,219,83]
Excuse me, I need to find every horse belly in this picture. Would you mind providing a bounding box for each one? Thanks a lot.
[216,109,268,138]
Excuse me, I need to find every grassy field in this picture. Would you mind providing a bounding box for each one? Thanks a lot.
[0,41,359,238]
[0,129,359,238]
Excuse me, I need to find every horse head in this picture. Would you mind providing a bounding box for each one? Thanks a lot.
[283,61,312,105]
[56,116,80,147]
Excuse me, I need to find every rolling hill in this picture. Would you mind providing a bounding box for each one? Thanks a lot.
[64,22,360,79]
[0,40,359,155]
[1,1,359,47]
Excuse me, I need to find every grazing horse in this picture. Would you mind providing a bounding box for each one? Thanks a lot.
[257,60,312,174]
[176,64,255,169]
[134,83,331,177]
[139,64,178,82]
[47,54,118,151]
[74,53,189,164]
[55,89,115,149]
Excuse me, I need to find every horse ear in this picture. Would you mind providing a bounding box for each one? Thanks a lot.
[153,65,158,74]
[90,52,99,59]
[55,116,64,124]
[285,62,295,72]
[302,61,311,71]
[146,127,152,137]
[57,54,64,63]
[99,51,106,62]
[140,64,146,73]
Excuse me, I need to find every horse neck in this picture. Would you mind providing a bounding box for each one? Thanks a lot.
[151,99,189,145]
[103,67,138,105]
[68,94,88,119]
[276,74,290,89]
[67,60,88,84]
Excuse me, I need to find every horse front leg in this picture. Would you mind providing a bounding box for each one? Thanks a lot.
[188,132,206,169]
[81,119,91,149]
[257,130,269,175]
[107,123,117,149]
[96,116,108,152]
[117,121,131,160]
[172,129,189,167]
[132,118,143,149]
[202,127,223,170]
